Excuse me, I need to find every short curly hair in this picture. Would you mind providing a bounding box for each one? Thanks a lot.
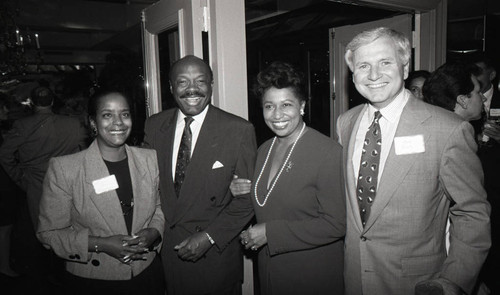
[253,61,307,104]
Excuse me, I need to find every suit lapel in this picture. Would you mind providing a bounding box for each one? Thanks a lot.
[157,112,178,223]
[126,145,149,235]
[173,106,219,224]
[344,105,368,233]
[85,141,128,234]
[363,97,431,231]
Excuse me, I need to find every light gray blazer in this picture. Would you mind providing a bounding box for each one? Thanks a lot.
[37,140,164,280]
[337,93,490,295]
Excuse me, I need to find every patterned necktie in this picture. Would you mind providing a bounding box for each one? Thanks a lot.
[174,116,194,197]
[356,111,382,226]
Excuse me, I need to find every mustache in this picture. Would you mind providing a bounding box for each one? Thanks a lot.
[180,90,205,99]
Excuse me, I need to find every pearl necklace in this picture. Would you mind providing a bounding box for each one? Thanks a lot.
[254,123,306,207]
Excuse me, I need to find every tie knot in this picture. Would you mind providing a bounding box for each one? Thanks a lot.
[184,116,194,127]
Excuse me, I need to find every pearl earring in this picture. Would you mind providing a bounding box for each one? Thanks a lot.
[300,109,305,116]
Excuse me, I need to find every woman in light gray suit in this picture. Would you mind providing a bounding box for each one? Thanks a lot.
[37,90,165,295]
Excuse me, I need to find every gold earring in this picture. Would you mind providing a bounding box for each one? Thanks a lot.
[300,109,305,116]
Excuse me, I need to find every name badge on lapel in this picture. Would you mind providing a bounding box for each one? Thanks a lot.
[92,175,119,194]
[394,135,425,155]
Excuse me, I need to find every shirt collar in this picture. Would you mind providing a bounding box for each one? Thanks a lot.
[177,105,209,126]
[484,86,493,101]
[367,88,409,123]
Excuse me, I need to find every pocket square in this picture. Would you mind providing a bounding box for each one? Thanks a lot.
[212,161,224,169]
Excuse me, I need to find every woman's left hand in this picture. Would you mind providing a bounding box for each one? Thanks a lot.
[123,228,161,261]
[240,223,267,251]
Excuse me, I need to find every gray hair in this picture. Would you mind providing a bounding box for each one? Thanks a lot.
[345,27,411,71]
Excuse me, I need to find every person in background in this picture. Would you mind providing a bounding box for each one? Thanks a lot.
[37,90,165,295]
[142,55,257,295]
[472,54,500,294]
[473,55,499,121]
[337,27,490,295]
[471,54,500,145]
[231,61,345,295]
[0,93,22,283]
[405,70,430,100]
[423,61,493,295]
[0,86,88,229]
[423,61,484,122]
[0,86,89,287]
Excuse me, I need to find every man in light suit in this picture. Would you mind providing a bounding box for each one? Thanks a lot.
[336,27,490,295]
[143,55,257,295]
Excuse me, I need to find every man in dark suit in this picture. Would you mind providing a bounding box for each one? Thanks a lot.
[473,54,500,294]
[336,27,490,295]
[143,55,257,295]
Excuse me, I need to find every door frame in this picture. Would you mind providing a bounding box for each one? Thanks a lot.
[329,14,413,139]
[141,0,249,120]
[142,0,203,117]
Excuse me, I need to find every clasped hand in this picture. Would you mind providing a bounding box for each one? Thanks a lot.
[240,223,266,251]
[103,228,159,264]
[175,232,213,262]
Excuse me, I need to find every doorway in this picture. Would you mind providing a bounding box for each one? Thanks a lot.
[245,1,405,144]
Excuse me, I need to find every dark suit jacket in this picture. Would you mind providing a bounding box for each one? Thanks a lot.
[476,87,500,291]
[37,140,164,280]
[478,87,500,196]
[143,105,257,294]
[0,108,88,227]
[337,93,490,295]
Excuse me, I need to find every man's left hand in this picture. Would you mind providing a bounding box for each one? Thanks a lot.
[174,232,213,262]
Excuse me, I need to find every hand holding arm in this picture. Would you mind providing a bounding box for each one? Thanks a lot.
[174,232,213,262]
[230,175,252,196]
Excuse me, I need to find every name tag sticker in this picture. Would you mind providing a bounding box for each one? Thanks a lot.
[394,135,425,155]
[489,108,500,117]
[92,175,119,194]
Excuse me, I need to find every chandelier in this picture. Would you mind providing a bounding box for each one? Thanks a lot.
[0,0,43,78]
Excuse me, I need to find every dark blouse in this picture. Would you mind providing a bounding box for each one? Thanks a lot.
[104,157,134,234]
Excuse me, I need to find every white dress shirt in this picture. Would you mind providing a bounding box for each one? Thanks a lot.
[483,85,493,114]
[352,89,410,185]
[171,106,209,180]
